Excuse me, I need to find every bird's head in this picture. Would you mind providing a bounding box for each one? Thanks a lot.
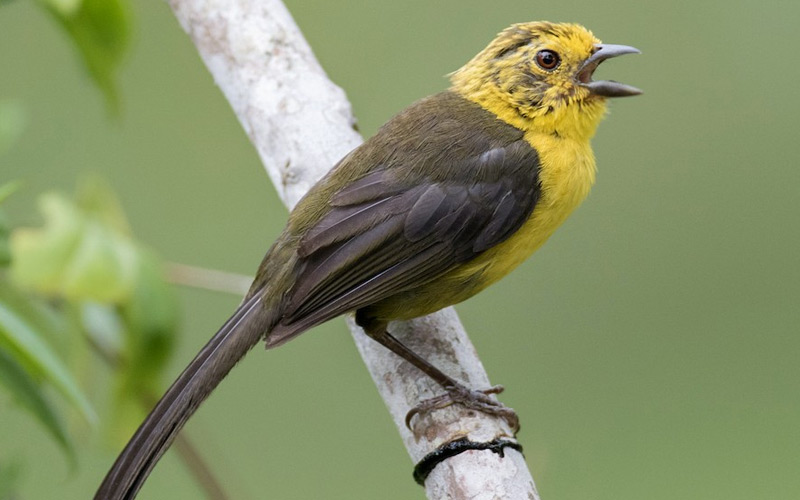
[451,22,641,140]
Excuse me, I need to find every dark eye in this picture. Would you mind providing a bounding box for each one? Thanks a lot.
[535,50,560,71]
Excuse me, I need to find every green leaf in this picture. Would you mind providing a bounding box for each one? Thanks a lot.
[38,0,132,113]
[110,249,178,437]
[61,220,140,300]
[0,301,96,424]
[80,301,124,361]
[119,249,177,394]
[0,348,73,455]
[9,193,85,294]
[0,100,27,156]
[0,280,66,347]
[10,192,140,302]
[5,182,180,440]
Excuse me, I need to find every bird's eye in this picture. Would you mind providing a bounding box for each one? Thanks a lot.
[535,50,560,71]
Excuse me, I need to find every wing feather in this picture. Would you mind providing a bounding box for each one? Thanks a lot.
[268,100,542,345]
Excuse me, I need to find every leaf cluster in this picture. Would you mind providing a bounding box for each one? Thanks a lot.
[0,180,179,492]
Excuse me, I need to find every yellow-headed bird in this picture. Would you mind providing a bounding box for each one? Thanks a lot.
[97,21,640,499]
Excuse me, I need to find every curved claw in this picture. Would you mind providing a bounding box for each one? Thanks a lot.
[405,384,519,433]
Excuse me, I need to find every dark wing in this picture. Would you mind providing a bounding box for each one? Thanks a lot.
[267,137,540,346]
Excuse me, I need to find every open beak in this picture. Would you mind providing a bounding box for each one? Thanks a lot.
[577,44,642,98]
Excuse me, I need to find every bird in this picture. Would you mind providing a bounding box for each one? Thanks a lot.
[95,21,640,499]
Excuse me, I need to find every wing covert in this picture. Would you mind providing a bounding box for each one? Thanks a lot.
[274,137,540,338]
[260,91,544,344]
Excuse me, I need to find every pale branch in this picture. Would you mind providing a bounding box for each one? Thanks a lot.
[167,0,539,498]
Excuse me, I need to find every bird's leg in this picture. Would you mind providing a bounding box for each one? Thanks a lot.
[356,313,519,432]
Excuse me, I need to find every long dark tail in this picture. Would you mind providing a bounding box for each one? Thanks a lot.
[95,293,267,500]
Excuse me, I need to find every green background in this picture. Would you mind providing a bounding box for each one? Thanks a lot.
[2,0,799,498]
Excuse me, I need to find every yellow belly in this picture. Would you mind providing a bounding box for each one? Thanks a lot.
[372,132,596,322]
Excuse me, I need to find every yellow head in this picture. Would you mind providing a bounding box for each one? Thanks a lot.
[451,22,640,140]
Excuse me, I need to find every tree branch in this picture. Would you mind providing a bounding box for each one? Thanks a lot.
[167,0,539,497]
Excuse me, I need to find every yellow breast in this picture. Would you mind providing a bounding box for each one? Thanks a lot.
[449,131,596,290]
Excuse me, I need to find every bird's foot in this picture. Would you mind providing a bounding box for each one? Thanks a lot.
[405,384,519,433]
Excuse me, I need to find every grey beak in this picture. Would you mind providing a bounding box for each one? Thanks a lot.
[577,44,642,98]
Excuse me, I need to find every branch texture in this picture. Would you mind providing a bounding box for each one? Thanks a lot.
[168,0,539,497]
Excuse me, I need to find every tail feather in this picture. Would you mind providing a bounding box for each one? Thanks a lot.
[95,293,267,500]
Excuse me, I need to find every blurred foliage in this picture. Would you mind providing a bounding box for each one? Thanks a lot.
[0,288,95,436]
[0,339,73,454]
[113,248,177,413]
[0,0,168,492]
[1,182,82,455]
[0,180,178,476]
[11,187,138,301]
[35,0,131,113]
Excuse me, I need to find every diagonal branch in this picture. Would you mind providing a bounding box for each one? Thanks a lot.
[167,0,539,497]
